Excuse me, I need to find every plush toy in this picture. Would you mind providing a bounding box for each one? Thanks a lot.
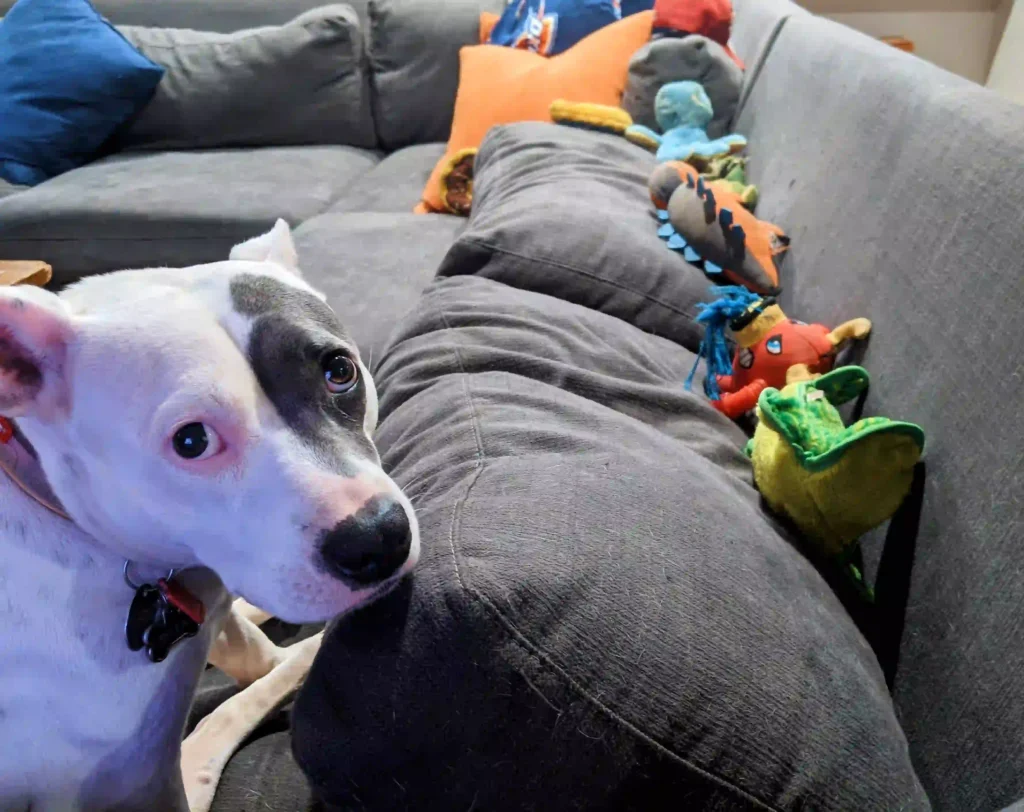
[625,80,745,166]
[746,363,925,559]
[549,99,634,135]
[438,147,477,216]
[701,155,757,209]
[623,35,743,140]
[685,286,872,419]
[650,162,787,292]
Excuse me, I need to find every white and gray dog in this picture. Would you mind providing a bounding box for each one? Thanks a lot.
[0,221,419,811]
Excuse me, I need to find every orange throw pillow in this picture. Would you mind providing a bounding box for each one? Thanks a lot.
[419,10,654,213]
[479,11,500,43]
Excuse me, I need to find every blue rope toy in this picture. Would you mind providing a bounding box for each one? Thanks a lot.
[684,286,762,400]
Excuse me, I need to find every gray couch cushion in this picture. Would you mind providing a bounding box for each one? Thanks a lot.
[623,35,743,139]
[0,0,368,33]
[369,0,502,150]
[730,0,805,80]
[294,211,462,362]
[293,274,928,811]
[325,143,446,213]
[735,12,1024,809]
[0,145,379,284]
[0,180,23,201]
[439,122,711,352]
[118,5,375,151]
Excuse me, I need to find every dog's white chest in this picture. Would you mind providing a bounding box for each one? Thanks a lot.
[0,485,221,810]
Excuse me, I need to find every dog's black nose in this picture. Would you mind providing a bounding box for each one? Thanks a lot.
[319,498,411,586]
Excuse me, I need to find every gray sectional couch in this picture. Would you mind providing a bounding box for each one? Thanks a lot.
[4,0,1024,809]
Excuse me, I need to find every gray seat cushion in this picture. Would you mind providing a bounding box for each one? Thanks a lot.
[735,11,1024,809]
[439,122,712,351]
[325,143,446,213]
[292,274,927,811]
[118,5,375,151]
[294,211,462,362]
[0,145,379,284]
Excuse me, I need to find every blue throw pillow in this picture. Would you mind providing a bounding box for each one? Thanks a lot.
[0,0,165,186]
[488,0,624,56]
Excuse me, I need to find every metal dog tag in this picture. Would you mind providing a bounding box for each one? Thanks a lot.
[125,580,202,663]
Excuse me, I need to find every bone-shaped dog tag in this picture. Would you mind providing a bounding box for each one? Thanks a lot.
[125,581,202,663]
[125,584,161,652]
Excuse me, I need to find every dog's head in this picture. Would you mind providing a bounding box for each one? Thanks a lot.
[0,220,418,621]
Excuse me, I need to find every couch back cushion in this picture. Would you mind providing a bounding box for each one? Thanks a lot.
[294,274,929,811]
[735,12,1024,809]
[369,0,503,150]
[0,0,364,32]
[118,5,376,150]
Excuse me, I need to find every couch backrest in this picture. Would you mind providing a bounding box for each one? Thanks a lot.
[0,0,354,30]
[0,0,501,151]
[367,0,502,150]
[730,0,805,78]
[734,9,1024,810]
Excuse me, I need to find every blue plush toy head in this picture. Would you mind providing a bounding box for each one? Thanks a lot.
[654,81,714,132]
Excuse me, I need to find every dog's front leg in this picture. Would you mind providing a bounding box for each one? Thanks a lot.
[181,631,324,812]
[207,599,287,686]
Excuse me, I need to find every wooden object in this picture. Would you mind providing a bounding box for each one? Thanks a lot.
[0,260,52,287]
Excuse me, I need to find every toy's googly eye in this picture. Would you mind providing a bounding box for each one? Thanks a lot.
[766,336,783,355]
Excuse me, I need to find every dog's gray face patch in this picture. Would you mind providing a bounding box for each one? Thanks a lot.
[230,274,373,465]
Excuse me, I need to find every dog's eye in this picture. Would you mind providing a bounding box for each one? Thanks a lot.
[323,351,359,394]
[172,422,222,460]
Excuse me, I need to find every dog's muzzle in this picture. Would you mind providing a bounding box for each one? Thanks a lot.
[318,497,412,586]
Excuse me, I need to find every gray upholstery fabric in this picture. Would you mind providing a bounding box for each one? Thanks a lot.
[623,36,743,139]
[735,12,1024,810]
[325,143,447,213]
[0,0,367,33]
[369,0,503,150]
[439,122,710,351]
[0,180,23,201]
[730,0,805,75]
[0,146,379,283]
[118,6,375,150]
[293,274,927,811]
[294,211,463,362]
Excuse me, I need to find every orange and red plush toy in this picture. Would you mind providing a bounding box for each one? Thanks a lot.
[685,286,872,419]
[650,161,787,293]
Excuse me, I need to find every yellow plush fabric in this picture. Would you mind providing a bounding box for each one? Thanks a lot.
[748,371,924,558]
[549,100,633,135]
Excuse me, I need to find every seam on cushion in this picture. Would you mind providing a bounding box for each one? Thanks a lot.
[434,293,782,812]
[734,13,792,124]
[457,237,699,326]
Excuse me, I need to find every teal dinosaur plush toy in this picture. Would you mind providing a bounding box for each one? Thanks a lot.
[625,80,746,168]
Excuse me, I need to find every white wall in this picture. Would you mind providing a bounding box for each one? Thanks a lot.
[826,10,997,83]
[987,0,1024,101]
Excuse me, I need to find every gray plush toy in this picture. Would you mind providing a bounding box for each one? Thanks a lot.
[622,35,743,140]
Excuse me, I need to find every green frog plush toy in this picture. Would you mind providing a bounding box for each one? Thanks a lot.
[746,364,925,561]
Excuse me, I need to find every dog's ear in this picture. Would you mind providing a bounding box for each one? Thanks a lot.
[229,219,301,276]
[0,286,73,419]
